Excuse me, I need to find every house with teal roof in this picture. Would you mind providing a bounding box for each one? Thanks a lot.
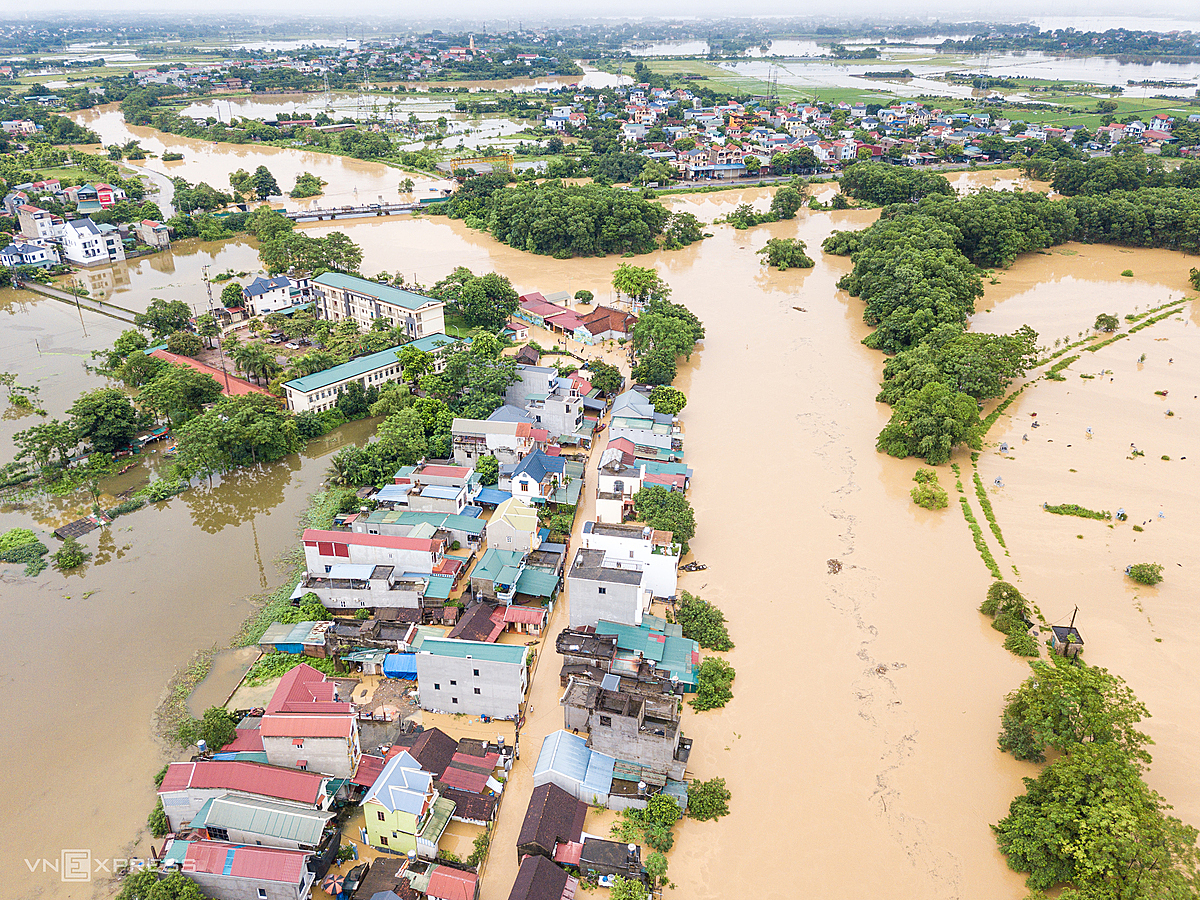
[312,271,446,337]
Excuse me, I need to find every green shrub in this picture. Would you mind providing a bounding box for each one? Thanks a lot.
[1043,502,1110,520]
[690,657,735,711]
[148,798,169,837]
[1004,630,1039,657]
[1126,562,1164,586]
[52,536,91,571]
[0,535,49,575]
[1120,269,1134,277]
[675,591,733,651]
[687,777,731,821]
[911,481,949,509]
[111,498,147,516]
[0,527,37,555]
[244,652,339,686]
[354,607,371,620]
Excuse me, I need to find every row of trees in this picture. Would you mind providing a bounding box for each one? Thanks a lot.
[993,654,1200,898]
[825,164,1200,463]
[446,176,688,257]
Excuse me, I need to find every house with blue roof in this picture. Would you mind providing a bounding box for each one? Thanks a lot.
[533,730,616,806]
[242,274,311,316]
[362,750,454,857]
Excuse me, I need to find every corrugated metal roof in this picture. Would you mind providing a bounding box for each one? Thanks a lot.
[324,563,376,580]
[516,568,558,599]
[362,751,431,815]
[426,867,477,900]
[182,840,311,883]
[158,760,325,805]
[313,272,438,312]
[419,637,527,665]
[194,795,332,845]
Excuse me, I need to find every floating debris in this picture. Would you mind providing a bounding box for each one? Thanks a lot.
[827,558,842,575]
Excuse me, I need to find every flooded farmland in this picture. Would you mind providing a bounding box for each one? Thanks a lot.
[3,129,1199,900]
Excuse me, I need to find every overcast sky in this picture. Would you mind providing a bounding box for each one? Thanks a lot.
[2,0,1198,26]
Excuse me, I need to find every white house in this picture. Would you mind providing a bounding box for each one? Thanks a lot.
[0,240,59,268]
[157,760,332,833]
[566,547,651,628]
[302,528,443,575]
[579,520,679,599]
[451,417,534,466]
[416,638,529,718]
[243,274,310,316]
[60,217,125,267]
[163,840,315,900]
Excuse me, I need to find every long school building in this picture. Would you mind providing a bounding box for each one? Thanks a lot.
[312,272,446,336]
[282,333,467,413]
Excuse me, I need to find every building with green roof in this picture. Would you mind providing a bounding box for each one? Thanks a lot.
[352,509,485,550]
[281,333,467,413]
[312,272,446,336]
[596,617,700,691]
[416,637,529,718]
[190,794,334,851]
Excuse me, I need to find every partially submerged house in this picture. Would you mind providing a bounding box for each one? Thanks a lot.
[566,548,651,628]
[516,782,587,862]
[362,750,454,858]
[158,760,332,833]
[415,638,529,719]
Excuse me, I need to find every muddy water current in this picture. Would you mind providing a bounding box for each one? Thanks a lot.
[3,152,1200,900]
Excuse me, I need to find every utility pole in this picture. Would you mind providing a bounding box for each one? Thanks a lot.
[203,264,232,393]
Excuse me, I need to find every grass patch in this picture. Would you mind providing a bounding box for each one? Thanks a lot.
[1043,502,1111,520]
[960,496,1002,579]
[973,470,1006,548]
[1085,332,1127,352]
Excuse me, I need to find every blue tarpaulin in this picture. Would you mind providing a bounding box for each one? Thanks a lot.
[383,653,417,678]
[475,488,512,506]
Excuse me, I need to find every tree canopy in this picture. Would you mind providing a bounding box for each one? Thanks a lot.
[68,388,138,454]
[633,485,696,545]
[875,381,981,465]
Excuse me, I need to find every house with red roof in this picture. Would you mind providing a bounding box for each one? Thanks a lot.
[302,528,444,575]
[260,662,361,778]
[161,839,314,900]
[579,306,637,344]
[157,759,332,832]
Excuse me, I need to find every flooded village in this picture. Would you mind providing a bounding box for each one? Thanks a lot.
[4,17,1200,900]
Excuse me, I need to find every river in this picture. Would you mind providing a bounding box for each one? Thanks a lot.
[5,111,1200,900]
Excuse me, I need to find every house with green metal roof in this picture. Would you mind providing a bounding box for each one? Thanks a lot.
[470,548,562,604]
[312,272,446,337]
[281,333,466,414]
[190,794,334,851]
[596,617,699,691]
[352,509,485,550]
[416,637,529,718]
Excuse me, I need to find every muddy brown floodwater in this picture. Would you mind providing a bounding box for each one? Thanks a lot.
[2,421,373,900]
[4,152,1199,900]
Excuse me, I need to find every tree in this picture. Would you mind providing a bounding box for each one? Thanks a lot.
[476,454,499,486]
[289,172,327,199]
[631,350,677,386]
[769,184,804,219]
[166,330,203,357]
[195,312,220,348]
[663,211,705,249]
[220,281,245,309]
[1127,562,1164,585]
[612,263,670,307]
[645,852,669,890]
[691,656,736,710]
[251,164,281,200]
[757,237,815,270]
[998,657,1153,764]
[608,876,648,900]
[648,385,686,415]
[376,407,428,466]
[148,798,169,838]
[199,705,237,749]
[137,364,222,426]
[875,381,981,465]
[643,793,682,828]
[51,535,90,571]
[68,388,138,454]
[134,298,192,339]
[229,168,253,196]
[13,419,77,470]
[877,325,1038,405]
[574,289,594,304]
[1094,312,1120,332]
[335,381,370,420]
[101,329,149,369]
[687,777,732,821]
[1191,268,1200,291]
[587,360,623,395]
[633,485,696,545]
[317,231,363,274]
[397,345,432,384]
[993,742,1200,896]
[118,869,206,900]
[676,591,733,650]
[469,329,502,359]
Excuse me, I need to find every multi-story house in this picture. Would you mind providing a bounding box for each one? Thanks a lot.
[60,217,125,267]
[565,548,651,628]
[362,750,455,858]
[415,638,529,718]
[311,272,445,336]
[260,663,361,779]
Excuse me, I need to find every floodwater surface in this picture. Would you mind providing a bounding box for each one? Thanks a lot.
[4,153,1200,900]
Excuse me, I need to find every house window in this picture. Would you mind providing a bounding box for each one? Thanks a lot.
[598,587,607,595]
[434,683,441,690]
[473,668,480,676]
[209,826,230,841]
[450,680,457,686]
[474,688,481,695]
[599,716,612,726]
[258,890,268,900]
[378,811,386,821]
[293,739,304,748]
[452,698,459,705]
[380,836,388,847]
